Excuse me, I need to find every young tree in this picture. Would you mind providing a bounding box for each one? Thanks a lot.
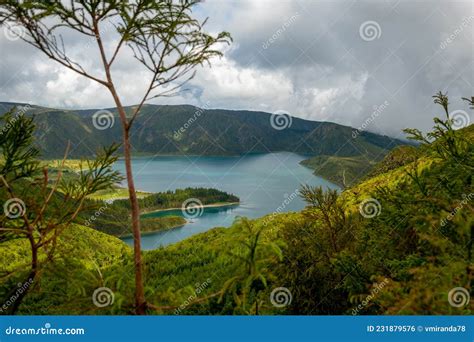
[0,0,231,314]
[299,185,354,254]
[0,108,122,313]
[220,217,282,315]
[404,92,471,164]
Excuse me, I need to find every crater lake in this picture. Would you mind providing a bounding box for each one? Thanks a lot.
[114,152,339,250]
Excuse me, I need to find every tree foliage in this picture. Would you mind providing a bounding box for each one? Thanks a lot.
[0,108,122,314]
[219,217,283,315]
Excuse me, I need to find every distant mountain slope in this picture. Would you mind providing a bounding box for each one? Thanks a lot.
[300,154,376,188]
[0,102,407,159]
[300,144,420,188]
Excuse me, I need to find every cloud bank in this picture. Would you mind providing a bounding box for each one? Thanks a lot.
[0,0,472,137]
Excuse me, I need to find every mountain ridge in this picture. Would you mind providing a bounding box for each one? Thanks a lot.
[0,102,407,160]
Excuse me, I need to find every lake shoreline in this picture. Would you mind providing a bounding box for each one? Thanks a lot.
[140,201,240,215]
[116,152,338,249]
[118,222,187,239]
[119,201,240,239]
[116,151,317,159]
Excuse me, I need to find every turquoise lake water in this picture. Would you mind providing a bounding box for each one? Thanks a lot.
[114,152,339,250]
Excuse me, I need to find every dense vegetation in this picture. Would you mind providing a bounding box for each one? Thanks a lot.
[300,144,420,188]
[0,103,405,160]
[134,217,186,236]
[113,188,239,212]
[78,188,238,237]
[300,154,377,187]
[0,94,472,315]
[78,199,187,237]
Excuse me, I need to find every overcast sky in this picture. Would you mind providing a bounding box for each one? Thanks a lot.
[0,0,472,138]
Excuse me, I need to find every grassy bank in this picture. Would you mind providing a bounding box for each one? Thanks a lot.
[300,154,377,187]
[118,216,187,238]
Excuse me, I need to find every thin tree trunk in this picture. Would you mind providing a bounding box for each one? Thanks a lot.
[99,39,146,313]
[105,88,146,315]
[93,21,146,313]
[122,128,146,314]
[10,242,37,314]
[10,269,36,314]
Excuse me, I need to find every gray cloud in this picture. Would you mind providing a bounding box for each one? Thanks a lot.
[0,0,472,137]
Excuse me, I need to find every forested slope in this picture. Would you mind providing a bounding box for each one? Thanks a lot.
[3,100,471,315]
[0,102,405,159]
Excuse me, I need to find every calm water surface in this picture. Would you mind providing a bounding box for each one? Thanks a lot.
[114,153,338,250]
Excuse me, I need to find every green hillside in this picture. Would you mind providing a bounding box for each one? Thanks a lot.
[0,225,131,315]
[301,145,420,188]
[0,102,406,159]
[300,154,377,187]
